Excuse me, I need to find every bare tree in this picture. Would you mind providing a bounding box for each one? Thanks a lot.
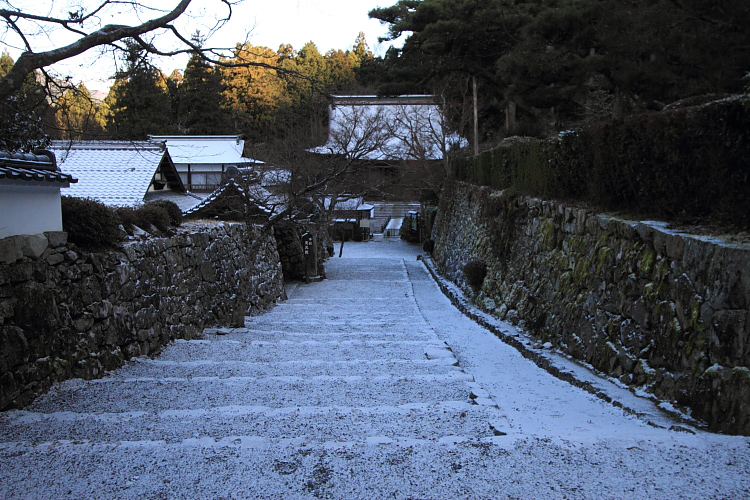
[0,0,293,101]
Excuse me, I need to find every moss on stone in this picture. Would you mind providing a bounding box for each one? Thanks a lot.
[639,248,655,275]
[596,246,612,275]
[689,298,704,332]
[572,258,591,286]
[731,366,750,382]
[539,218,556,250]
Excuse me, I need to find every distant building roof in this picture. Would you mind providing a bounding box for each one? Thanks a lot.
[0,150,76,187]
[310,95,467,161]
[50,140,184,207]
[148,135,261,166]
[144,190,205,212]
[324,196,372,212]
[183,179,277,221]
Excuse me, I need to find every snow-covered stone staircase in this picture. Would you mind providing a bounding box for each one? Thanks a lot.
[0,256,509,498]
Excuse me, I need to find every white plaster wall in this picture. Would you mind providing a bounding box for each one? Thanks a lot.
[0,185,63,238]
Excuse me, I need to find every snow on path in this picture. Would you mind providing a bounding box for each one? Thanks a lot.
[0,240,748,499]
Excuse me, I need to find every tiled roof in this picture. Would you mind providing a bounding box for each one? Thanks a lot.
[143,190,206,212]
[50,141,176,207]
[184,179,276,220]
[149,135,261,166]
[0,151,76,187]
[310,95,467,161]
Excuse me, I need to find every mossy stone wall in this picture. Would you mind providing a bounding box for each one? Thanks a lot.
[433,180,750,434]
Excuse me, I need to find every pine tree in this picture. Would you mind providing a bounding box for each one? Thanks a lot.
[180,53,231,134]
[107,40,172,139]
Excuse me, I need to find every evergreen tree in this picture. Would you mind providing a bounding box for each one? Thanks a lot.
[325,49,356,92]
[181,53,231,134]
[107,40,172,139]
[0,50,49,151]
[165,69,183,131]
[52,84,105,140]
[371,0,750,138]
[221,44,289,140]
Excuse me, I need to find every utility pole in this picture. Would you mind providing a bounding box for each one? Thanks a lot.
[473,76,479,156]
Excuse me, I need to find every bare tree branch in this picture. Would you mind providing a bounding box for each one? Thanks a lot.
[0,0,194,99]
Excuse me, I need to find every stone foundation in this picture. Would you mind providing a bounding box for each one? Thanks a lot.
[0,223,284,410]
[432,181,750,434]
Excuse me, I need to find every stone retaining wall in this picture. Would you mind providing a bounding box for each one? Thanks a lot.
[432,180,750,434]
[0,223,284,410]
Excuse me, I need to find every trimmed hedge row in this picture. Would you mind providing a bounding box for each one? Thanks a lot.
[61,196,182,248]
[454,95,750,228]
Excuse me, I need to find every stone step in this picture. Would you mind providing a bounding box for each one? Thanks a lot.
[216,328,434,342]
[156,338,456,363]
[112,357,461,380]
[240,320,432,334]
[266,301,420,316]
[0,434,513,500]
[245,314,421,326]
[0,401,506,445]
[288,281,413,300]
[22,373,476,413]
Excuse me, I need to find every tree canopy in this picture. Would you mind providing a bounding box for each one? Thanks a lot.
[370,0,750,140]
[106,42,172,139]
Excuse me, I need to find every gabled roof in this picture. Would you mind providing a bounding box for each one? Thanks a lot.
[148,135,261,166]
[50,140,184,207]
[183,179,274,221]
[0,151,76,187]
[310,95,467,161]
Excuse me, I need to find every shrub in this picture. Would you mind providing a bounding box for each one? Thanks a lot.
[147,200,182,226]
[115,206,139,235]
[455,95,750,229]
[422,238,435,253]
[463,259,487,290]
[61,196,123,247]
[135,204,171,233]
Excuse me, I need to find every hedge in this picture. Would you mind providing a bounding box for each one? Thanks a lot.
[61,196,124,247]
[455,95,750,228]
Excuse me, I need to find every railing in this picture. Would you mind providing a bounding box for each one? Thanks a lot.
[186,183,221,193]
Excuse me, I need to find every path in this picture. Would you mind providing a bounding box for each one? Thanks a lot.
[0,241,748,499]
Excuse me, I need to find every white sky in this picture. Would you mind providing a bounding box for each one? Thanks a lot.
[1,0,401,92]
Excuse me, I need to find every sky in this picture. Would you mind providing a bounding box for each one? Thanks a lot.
[1,0,402,93]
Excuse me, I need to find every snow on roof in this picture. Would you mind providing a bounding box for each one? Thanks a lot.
[149,135,261,166]
[258,168,290,187]
[183,178,286,220]
[144,190,205,212]
[50,140,176,207]
[0,150,76,187]
[325,196,365,211]
[310,95,467,161]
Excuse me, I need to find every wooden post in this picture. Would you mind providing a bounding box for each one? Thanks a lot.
[473,76,479,156]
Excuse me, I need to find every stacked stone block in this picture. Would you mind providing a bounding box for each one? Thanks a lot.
[0,223,284,411]
[432,181,750,434]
